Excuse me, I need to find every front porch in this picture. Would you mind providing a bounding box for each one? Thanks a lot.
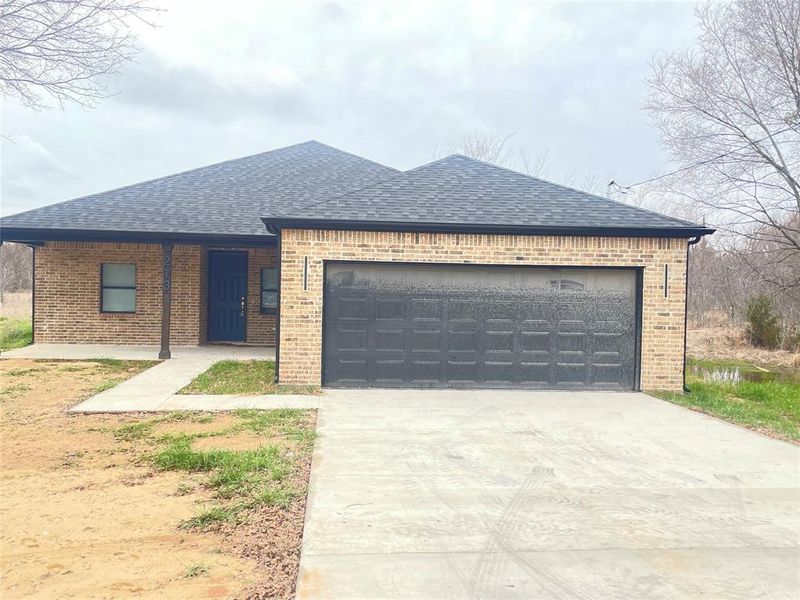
[0,343,274,361]
[30,241,278,357]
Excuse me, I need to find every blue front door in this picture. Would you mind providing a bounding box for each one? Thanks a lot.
[208,251,247,342]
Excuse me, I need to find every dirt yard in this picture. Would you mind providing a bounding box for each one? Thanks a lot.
[0,359,315,599]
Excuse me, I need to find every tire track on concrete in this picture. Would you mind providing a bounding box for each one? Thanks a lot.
[470,465,596,600]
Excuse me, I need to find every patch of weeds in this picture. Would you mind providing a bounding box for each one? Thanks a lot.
[184,564,209,578]
[93,379,119,394]
[180,360,321,395]
[180,505,236,530]
[110,408,316,537]
[154,440,290,486]
[60,365,88,373]
[114,421,156,442]
[249,486,296,509]
[90,358,127,369]
[62,451,85,468]
[0,318,32,350]
[175,482,195,496]
[233,408,316,447]
[0,383,32,399]
[5,367,46,377]
[162,411,215,424]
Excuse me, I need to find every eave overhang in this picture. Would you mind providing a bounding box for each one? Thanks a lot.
[0,227,277,246]
[260,217,716,239]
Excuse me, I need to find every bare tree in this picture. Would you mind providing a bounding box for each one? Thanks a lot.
[0,242,32,301]
[456,132,553,177]
[0,0,158,109]
[458,132,516,165]
[645,0,800,295]
[518,145,549,177]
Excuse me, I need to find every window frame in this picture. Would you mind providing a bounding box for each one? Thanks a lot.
[100,263,137,314]
[260,266,278,315]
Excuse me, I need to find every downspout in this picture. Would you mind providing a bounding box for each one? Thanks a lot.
[683,236,702,392]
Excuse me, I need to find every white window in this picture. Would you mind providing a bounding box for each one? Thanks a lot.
[101,264,136,313]
[260,267,278,313]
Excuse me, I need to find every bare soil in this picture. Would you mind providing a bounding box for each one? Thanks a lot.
[0,359,314,599]
[688,326,800,368]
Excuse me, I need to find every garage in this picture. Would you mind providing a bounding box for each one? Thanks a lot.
[323,262,641,390]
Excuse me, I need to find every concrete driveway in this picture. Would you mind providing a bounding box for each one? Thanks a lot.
[297,389,800,600]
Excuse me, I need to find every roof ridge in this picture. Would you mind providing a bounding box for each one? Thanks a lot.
[444,153,702,228]
[305,140,400,174]
[273,164,410,218]
[1,140,393,222]
[275,153,462,218]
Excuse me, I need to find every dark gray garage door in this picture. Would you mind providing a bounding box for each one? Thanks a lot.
[323,263,639,390]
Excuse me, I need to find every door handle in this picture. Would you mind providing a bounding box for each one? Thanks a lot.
[240,296,246,316]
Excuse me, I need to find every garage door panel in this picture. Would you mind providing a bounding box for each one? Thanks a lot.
[448,360,479,383]
[338,297,369,320]
[410,359,441,383]
[520,361,551,385]
[485,329,514,352]
[334,359,368,384]
[375,328,404,351]
[324,263,638,390]
[592,363,625,385]
[448,328,479,351]
[557,361,588,385]
[482,360,516,383]
[557,331,587,352]
[375,298,405,320]
[336,328,368,352]
[411,299,443,321]
[410,328,443,351]
[519,331,551,352]
[593,332,623,353]
[372,359,405,383]
[485,302,517,323]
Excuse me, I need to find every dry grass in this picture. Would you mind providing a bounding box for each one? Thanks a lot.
[688,326,800,369]
[0,292,31,320]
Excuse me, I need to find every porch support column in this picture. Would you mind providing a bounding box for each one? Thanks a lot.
[159,242,173,360]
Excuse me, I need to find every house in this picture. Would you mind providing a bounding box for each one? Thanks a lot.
[0,140,713,391]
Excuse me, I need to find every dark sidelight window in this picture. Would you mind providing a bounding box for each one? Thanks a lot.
[101,263,136,313]
[260,267,278,314]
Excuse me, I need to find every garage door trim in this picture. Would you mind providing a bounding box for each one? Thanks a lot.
[321,260,644,391]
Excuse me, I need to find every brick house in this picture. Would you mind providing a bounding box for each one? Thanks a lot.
[0,141,713,391]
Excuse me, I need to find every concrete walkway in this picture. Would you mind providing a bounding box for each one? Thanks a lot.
[297,389,800,600]
[0,343,307,412]
[0,343,274,361]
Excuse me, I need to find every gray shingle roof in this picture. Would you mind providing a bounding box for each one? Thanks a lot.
[266,154,710,236]
[2,143,712,243]
[0,141,399,240]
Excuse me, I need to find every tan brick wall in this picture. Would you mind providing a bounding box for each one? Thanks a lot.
[34,242,276,346]
[242,247,278,345]
[278,229,688,391]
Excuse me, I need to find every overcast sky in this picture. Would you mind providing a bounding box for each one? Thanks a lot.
[0,0,698,217]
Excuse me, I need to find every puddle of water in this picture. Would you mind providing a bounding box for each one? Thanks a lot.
[690,365,777,384]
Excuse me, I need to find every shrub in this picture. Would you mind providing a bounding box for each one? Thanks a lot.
[783,322,800,353]
[745,295,781,349]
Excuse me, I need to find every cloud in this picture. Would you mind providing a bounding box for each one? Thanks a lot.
[115,55,314,121]
[2,0,698,217]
